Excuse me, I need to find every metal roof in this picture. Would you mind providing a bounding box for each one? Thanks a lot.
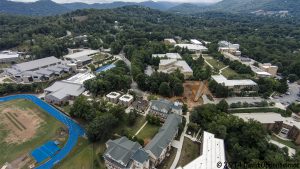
[180,131,226,169]
[64,49,98,59]
[104,137,142,168]
[45,81,85,100]
[145,114,182,158]
[13,56,61,72]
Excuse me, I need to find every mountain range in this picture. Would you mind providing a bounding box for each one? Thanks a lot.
[0,0,299,16]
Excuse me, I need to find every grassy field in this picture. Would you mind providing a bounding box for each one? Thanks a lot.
[157,148,177,169]
[137,123,160,143]
[114,115,147,137]
[177,138,200,167]
[0,99,65,165]
[206,58,227,70]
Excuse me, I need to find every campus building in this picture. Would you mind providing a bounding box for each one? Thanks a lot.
[63,49,98,67]
[5,56,71,83]
[175,44,208,53]
[177,131,226,169]
[118,94,134,107]
[259,63,278,77]
[106,92,122,104]
[218,41,240,56]
[132,98,149,112]
[152,53,182,60]
[104,137,150,169]
[164,38,177,45]
[211,75,258,93]
[234,113,300,145]
[158,59,193,79]
[0,50,19,63]
[190,39,202,45]
[149,99,182,120]
[44,72,95,105]
[145,114,182,167]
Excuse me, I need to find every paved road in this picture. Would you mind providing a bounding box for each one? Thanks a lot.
[0,94,85,169]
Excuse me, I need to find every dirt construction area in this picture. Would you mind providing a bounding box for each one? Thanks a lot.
[0,99,65,169]
[171,81,212,109]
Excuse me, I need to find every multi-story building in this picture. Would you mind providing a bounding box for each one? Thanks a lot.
[158,59,193,79]
[164,38,177,45]
[64,49,98,67]
[118,94,134,107]
[234,112,300,145]
[211,75,258,93]
[106,92,122,104]
[149,99,182,120]
[145,114,182,167]
[103,137,149,169]
[177,131,226,169]
[259,63,278,77]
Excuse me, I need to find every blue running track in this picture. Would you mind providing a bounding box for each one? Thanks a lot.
[0,94,85,169]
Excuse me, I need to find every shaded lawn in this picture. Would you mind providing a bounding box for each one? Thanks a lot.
[137,123,160,144]
[177,138,200,167]
[157,148,177,169]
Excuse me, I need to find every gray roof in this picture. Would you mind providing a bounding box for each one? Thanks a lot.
[145,114,182,158]
[76,55,92,62]
[45,81,85,100]
[6,68,20,75]
[150,99,182,114]
[132,149,149,164]
[47,66,63,73]
[104,137,142,168]
[13,56,61,72]
[36,69,54,76]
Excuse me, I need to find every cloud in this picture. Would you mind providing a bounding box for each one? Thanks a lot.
[11,0,222,4]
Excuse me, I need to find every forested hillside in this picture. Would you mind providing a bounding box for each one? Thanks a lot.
[0,6,300,77]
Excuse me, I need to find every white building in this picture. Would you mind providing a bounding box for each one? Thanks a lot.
[64,49,98,67]
[190,39,202,45]
[211,75,258,93]
[259,63,278,77]
[158,59,193,79]
[106,92,121,103]
[175,44,208,53]
[152,53,182,60]
[251,66,272,78]
[0,51,19,63]
[44,72,95,105]
[164,38,177,45]
[177,131,226,169]
[119,94,134,107]
[218,41,240,55]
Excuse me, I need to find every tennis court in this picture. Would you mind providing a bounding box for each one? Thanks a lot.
[0,95,85,169]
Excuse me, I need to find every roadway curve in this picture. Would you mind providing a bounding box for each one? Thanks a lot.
[0,94,85,169]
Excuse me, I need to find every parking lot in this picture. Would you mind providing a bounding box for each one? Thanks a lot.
[273,83,300,106]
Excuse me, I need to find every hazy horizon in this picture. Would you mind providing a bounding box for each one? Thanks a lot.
[10,0,222,4]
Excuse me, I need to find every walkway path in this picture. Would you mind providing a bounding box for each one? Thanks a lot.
[0,94,85,169]
[133,121,148,138]
[204,59,214,69]
[170,112,190,169]
[269,140,296,157]
[219,66,229,74]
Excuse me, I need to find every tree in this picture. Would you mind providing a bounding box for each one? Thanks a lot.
[277,79,288,94]
[217,99,229,113]
[86,114,118,142]
[173,83,184,96]
[159,82,171,97]
[70,96,95,121]
[109,105,125,120]
[288,74,299,83]
[128,109,138,126]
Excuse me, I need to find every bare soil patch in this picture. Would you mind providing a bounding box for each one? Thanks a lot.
[0,107,44,144]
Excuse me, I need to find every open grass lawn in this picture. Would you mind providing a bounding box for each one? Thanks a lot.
[137,123,160,143]
[157,148,177,169]
[222,68,240,78]
[177,138,200,167]
[206,58,227,70]
[55,138,107,169]
[0,99,65,165]
[2,78,13,83]
[115,115,147,136]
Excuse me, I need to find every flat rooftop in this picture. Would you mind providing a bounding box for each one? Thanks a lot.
[64,49,99,59]
[190,39,202,45]
[119,94,134,102]
[106,92,121,99]
[65,72,95,84]
[179,131,226,169]
[152,53,182,59]
[175,44,208,51]
[234,113,300,129]
[0,51,19,60]
[212,75,257,87]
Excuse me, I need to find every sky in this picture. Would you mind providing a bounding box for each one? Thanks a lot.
[11,0,222,4]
